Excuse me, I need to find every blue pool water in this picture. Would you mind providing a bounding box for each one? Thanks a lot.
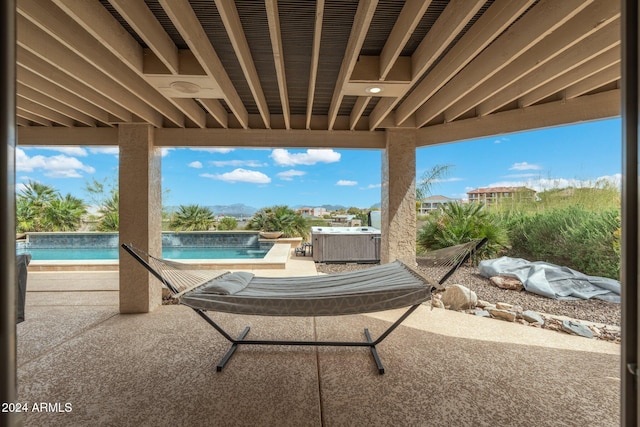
[17,232,274,261]
[22,247,270,261]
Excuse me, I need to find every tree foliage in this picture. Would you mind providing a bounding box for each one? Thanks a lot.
[85,177,119,231]
[416,164,454,201]
[16,180,87,232]
[217,216,238,230]
[417,202,507,259]
[169,204,215,231]
[505,206,620,279]
[246,205,310,238]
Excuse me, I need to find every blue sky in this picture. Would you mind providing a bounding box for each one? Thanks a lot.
[16,117,622,210]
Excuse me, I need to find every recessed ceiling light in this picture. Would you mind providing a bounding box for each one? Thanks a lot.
[170,81,201,94]
[365,86,383,94]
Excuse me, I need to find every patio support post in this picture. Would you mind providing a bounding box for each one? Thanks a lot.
[118,124,162,313]
[381,129,416,265]
[621,0,639,422]
[1,0,17,425]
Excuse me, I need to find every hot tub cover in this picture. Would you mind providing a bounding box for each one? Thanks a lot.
[180,261,431,316]
[478,256,621,303]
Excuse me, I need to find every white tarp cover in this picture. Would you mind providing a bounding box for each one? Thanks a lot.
[478,257,621,303]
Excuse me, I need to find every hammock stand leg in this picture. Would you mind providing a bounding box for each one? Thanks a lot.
[193,304,420,375]
[217,326,250,372]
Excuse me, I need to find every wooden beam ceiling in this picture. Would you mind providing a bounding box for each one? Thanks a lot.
[14,0,619,148]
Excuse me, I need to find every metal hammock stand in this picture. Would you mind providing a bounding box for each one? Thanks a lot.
[121,238,487,374]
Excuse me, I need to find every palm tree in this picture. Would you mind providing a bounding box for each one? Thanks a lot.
[416,164,454,202]
[84,177,120,231]
[17,180,58,231]
[417,202,507,259]
[97,211,119,232]
[96,190,119,231]
[20,180,57,206]
[44,194,87,231]
[169,204,215,231]
[16,196,36,232]
[16,181,88,232]
[246,205,310,238]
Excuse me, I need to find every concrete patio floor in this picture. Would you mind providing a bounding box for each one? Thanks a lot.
[16,254,621,426]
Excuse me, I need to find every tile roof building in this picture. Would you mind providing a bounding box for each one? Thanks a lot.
[467,187,536,206]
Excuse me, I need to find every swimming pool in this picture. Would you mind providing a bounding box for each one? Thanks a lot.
[21,247,271,261]
[17,231,273,261]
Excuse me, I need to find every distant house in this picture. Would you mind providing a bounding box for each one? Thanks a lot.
[467,186,536,206]
[299,207,328,217]
[328,214,362,227]
[418,195,460,214]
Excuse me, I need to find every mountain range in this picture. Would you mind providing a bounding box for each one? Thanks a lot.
[166,203,379,217]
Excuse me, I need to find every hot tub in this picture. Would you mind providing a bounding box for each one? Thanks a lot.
[311,227,381,263]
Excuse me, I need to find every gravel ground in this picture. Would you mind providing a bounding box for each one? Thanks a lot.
[316,261,621,338]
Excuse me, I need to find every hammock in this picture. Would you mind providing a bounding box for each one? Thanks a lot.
[121,238,486,374]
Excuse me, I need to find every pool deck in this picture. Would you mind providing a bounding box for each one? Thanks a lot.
[15,249,621,426]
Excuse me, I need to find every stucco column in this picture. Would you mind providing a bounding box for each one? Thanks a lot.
[381,129,416,265]
[118,124,162,313]
[1,1,17,424]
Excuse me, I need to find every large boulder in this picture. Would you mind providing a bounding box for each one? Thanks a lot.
[441,284,477,310]
[489,276,524,291]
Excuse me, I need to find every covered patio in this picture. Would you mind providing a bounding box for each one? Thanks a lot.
[17,256,620,426]
[1,0,638,425]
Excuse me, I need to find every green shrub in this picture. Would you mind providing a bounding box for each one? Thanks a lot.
[169,204,215,231]
[16,181,87,232]
[417,202,508,260]
[246,205,310,238]
[505,206,620,279]
[217,217,238,230]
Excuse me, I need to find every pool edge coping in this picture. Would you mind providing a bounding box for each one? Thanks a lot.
[27,243,292,271]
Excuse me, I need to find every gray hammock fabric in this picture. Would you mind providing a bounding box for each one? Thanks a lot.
[181,261,431,316]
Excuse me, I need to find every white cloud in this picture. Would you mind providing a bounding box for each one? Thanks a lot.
[366,183,381,189]
[277,169,306,181]
[188,161,203,169]
[190,147,235,153]
[270,149,341,166]
[451,193,469,200]
[30,146,89,156]
[209,160,266,167]
[336,180,358,186]
[16,148,95,178]
[432,177,464,183]
[494,137,509,144]
[159,148,172,157]
[509,162,541,171]
[200,168,271,184]
[503,173,539,178]
[88,147,119,156]
[486,173,622,193]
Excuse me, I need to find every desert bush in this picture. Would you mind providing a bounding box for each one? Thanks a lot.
[17,181,87,232]
[217,216,238,230]
[246,205,310,238]
[417,202,508,260]
[169,204,215,231]
[505,206,620,279]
